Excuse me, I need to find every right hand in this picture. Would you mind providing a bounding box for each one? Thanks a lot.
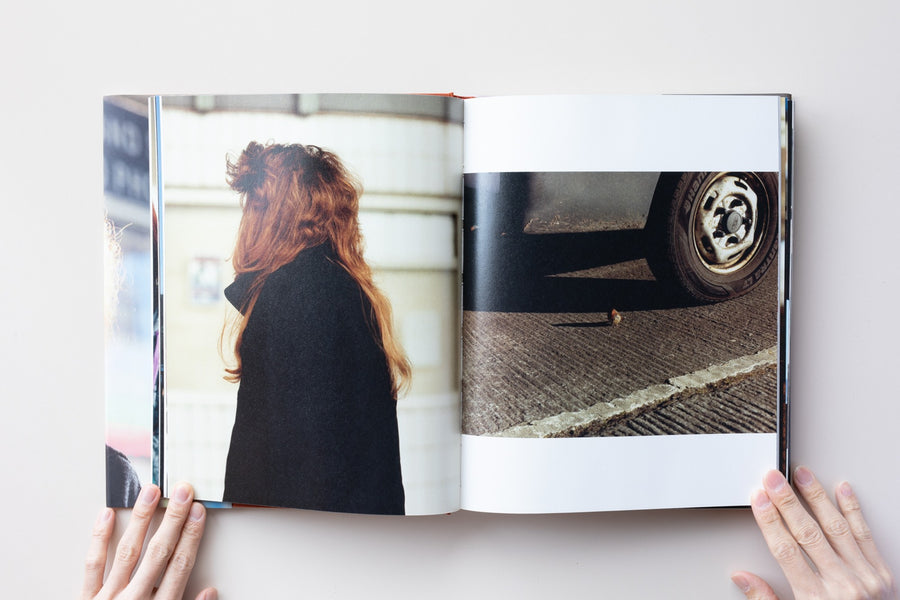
[732,467,896,599]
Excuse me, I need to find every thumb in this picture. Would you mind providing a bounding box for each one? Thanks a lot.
[731,571,779,600]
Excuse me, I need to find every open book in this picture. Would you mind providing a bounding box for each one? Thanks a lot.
[103,93,791,515]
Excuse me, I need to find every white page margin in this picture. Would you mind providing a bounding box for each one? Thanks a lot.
[464,95,781,173]
[460,433,776,513]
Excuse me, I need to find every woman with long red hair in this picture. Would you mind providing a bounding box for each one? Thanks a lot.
[221,141,410,514]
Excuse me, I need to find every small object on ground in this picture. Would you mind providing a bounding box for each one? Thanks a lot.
[608,308,622,326]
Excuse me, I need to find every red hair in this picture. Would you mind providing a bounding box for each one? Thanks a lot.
[222,141,411,398]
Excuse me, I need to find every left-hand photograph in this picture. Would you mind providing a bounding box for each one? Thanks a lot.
[104,94,463,515]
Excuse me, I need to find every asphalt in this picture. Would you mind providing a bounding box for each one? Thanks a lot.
[462,256,780,437]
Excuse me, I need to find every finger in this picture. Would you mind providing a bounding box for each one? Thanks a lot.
[791,467,868,569]
[731,571,780,600]
[835,481,897,591]
[762,470,842,573]
[750,486,819,596]
[194,587,218,600]
[81,508,115,600]
[104,485,161,591]
[128,482,197,594]
[153,502,208,600]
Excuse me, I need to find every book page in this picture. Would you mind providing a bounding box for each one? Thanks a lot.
[461,95,790,513]
[103,96,155,508]
[151,94,463,515]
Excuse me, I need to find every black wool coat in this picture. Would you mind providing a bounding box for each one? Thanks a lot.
[106,444,141,508]
[222,243,405,515]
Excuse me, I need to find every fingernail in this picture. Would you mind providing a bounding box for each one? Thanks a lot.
[189,503,205,522]
[731,573,751,592]
[96,507,113,525]
[173,483,192,504]
[793,466,813,486]
[839,481,853,497]
[751,489,772,509]
[140,485,160,505]
[763,469,786,492]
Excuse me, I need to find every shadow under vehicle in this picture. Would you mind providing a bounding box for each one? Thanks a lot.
[463,171,780,307]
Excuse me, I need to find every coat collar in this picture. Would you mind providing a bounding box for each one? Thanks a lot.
[223,243,331,313]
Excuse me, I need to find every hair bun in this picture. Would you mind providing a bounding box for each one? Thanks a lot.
[227,141,267,195]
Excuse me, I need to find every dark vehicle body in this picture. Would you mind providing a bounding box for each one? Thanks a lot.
[463,171,779,306]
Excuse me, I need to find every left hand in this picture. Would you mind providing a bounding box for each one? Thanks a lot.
[82,483,216,600]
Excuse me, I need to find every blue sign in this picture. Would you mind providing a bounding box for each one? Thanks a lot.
[103,99,149,205]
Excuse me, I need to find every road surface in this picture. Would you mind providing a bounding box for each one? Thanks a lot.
[462,253,781,438]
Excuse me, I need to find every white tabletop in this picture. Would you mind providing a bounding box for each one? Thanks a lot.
[3,1,899,598]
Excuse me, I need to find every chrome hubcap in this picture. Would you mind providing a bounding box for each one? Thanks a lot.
[692,174,761,274]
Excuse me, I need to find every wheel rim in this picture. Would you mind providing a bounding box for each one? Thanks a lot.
[690,173,767,274]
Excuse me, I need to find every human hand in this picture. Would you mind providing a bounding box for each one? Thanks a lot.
[732,467,896,599]
[82,483,217,600]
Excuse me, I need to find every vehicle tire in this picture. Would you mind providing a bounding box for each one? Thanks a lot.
[644,171,779,303]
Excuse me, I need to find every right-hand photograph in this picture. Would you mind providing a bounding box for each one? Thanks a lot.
[462,170,783,439]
